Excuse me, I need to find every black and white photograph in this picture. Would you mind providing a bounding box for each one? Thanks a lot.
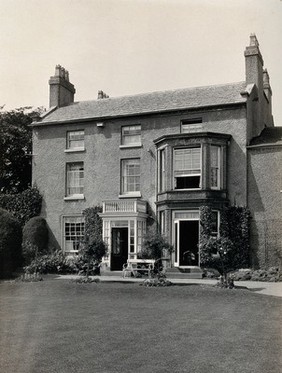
[0,1,281,372]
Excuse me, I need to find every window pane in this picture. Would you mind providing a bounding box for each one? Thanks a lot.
[66,162,84,195]
[122,159,140,193]
[174,147,201,189]
[211,146,220,189]
[64,216,85,253]
[67,130,85,149]
[122,125,141,145]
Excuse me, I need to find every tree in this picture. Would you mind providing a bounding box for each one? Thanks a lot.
[199,205,251,286]
[139,231,174,260]
[0,208,22,278]
[0,106,44,193]
[77,206,107,277]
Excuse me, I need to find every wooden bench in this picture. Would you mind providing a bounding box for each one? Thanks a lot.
[122,259,155,278]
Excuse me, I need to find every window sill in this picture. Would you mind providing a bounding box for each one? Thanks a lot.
[65,148,85,153]
[174,188,201,191]
[119,192,142,198]
[119,144,142,149]
[64,194,85,201]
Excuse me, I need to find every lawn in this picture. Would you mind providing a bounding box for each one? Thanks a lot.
[0,278,281,373]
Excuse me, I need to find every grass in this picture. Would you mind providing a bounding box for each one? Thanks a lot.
[0,278,281,373]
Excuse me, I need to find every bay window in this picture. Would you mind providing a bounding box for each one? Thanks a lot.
[174,147,201,189]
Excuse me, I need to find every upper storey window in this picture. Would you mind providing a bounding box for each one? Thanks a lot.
[66,130,85,151]
[121,158,140,195]
[181,118,202,133]
[66,162,84,196]
[121,125,141,146]
[174,147,201,189]
[210,145,221,189]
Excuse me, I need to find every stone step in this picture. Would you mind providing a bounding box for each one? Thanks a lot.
[101,271,123,277]
[165,272,203,279]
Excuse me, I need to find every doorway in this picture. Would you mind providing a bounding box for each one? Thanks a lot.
[175,220,199,266]
[111,228,128,270]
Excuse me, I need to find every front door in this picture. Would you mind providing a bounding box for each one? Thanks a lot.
[111,228,128,270]
[175,220,199,266]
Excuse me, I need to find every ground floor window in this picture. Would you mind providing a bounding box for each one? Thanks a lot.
[63,216,85,254]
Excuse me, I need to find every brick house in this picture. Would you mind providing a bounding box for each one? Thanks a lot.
[31,34,281,271]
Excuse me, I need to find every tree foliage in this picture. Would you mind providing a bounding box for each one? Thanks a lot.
[139,231,174,260]
[0,208,22,278]
[78,206,107,276]
[0,187,42,227]
[0,106,44,193]
[199,205,251,279]
[22,216,49,264]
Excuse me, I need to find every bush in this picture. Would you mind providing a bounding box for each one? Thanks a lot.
[77,238,107,276]
[0,208,22,278]
[22,216,49,264]
[24,250,71,274]
[80,206,107,276]
[200,205,251,282]
[139,232,174,260]
[0,187,42,226]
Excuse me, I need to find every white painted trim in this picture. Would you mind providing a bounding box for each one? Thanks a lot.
[64,194,85,201]
[64,147,85,153]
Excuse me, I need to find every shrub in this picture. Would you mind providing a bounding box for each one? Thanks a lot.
[0,187,42,226]
[22,216,49,264]
[0,208,22,278]
[139,232,174,260]
[24,250,71,274]
[200,205,251,283]
[80,206,107,276]
[77,238,107,276]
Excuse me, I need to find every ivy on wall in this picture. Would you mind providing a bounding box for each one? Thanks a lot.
[82,206,103,243]
[199,205,251,275]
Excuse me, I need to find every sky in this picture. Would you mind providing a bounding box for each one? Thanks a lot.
[1,0,282,125]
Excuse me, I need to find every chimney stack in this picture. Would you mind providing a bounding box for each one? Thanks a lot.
[49,65,75,108]
[244,33,264,89]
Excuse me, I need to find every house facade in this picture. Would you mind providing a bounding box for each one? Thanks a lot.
[31,35,281,271]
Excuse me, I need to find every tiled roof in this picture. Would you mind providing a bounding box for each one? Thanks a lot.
[38,81,247,125]
[250,127,282,146]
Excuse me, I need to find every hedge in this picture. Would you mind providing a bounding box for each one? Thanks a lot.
[0,208,22,278]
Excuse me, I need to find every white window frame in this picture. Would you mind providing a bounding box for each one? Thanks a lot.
[63,216,85,254]
[65,162,84,198]
[158,148,166,193]
[173,147,202,190]
[210,145,221,190]
[120,125,141,147]
[66,130,85,152]
[121,158,141,196]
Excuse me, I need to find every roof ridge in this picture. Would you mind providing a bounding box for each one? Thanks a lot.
[74,81,246,104]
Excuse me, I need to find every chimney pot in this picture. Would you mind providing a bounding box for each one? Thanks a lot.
[250,33,259,47]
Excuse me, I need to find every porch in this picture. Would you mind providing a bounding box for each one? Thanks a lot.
[100,199,148,271]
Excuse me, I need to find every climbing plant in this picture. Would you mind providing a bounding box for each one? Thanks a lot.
[199,205,251,280]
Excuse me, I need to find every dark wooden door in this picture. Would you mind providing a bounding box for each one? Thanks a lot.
[111,228,128,270]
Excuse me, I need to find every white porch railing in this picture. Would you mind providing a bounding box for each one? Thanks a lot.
[103,199,147,214]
